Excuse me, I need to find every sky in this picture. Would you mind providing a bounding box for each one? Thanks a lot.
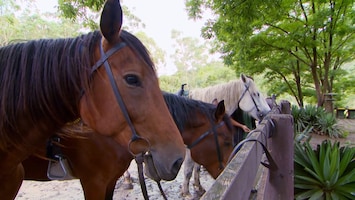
[34,0,209,75]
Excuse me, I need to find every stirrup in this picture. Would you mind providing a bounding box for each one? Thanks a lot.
[47,155,74,180]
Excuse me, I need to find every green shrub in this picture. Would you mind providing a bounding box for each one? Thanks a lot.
[294,140,355,199]
[292,104,343,138]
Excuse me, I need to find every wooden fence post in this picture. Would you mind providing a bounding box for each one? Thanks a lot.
[262,101,294,200]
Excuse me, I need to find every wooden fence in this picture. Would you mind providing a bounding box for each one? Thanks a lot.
[201,100,294,200]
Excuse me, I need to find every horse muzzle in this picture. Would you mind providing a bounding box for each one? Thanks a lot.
[144,151,183,181]
[143,152,161,182]
[257,109,271,121]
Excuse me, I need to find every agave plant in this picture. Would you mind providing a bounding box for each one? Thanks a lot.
[294,140,355,199]
[317,112,342,138]
[292,104,343,138]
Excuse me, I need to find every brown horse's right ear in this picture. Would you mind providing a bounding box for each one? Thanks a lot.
[100,0,122,43]
[215,100,226,122]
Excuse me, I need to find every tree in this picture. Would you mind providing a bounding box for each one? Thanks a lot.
[134,31,167,73]
[186,0,355,112]
[160,31,236,92]
[57,0,145,30]
[55,0,169,73]
[0,0,83,45]
[54,0,258,93]
[170,30,211,85]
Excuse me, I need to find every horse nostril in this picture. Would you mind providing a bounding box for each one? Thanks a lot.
[258,113,264,120]
[171,157,184,174]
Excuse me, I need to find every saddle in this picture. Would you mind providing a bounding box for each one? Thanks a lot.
[46,136,74,180]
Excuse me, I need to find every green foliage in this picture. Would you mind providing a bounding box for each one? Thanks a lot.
[333,61,355,108]
[294,140,355,199]
[57,0,103,30]
[292,105,342,138]
[159,62,236,93]
[0,2,83,45]
[186,0,355,111]
[159,30,237,93]
[134,31,166,68]
[57,0,145,30]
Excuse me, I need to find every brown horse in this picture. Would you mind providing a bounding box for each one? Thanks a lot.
[21,92,235,199]
[0,0,185,199]
[182,74,272,197]
[23,129,133,200]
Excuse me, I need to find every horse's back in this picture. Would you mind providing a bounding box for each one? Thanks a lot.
[189,80,242,114]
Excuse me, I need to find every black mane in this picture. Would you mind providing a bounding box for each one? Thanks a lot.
[162,92,233,133]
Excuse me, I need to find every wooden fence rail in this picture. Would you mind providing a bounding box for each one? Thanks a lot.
[201,100,294,200]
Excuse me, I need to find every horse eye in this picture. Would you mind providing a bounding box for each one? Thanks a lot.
[124,74,141,87]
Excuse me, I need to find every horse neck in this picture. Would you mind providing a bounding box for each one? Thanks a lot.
[165,94,212,135]
[219,80,244,115]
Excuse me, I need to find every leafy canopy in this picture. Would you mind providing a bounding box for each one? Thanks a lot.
[185,0,355,109]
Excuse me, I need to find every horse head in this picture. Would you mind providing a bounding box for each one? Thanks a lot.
[79,0,185,181]
[237,74,271,121]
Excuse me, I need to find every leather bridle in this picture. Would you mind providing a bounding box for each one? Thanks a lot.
[90,40,159,200]
[91,41,151,156]
[237,82,266,119]
[187,121,226,170]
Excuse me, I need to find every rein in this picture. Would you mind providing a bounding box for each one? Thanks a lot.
[187,121,225,170]
[91,41,154,200]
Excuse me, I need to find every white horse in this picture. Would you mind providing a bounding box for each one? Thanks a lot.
[182,74,271,198]
[189,74,270,120]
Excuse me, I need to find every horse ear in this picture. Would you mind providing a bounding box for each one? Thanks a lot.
[241,74,247,83]
[100,0,123,43]
[215,100,226,121]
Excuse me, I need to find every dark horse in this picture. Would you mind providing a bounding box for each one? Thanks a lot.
[0,0,185,199]
[21,92,235,199]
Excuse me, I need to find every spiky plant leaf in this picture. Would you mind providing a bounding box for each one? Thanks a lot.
[294,140,355,199]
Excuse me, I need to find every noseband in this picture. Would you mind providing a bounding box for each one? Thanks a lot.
[187,121,226,170]
[91,41,150,156]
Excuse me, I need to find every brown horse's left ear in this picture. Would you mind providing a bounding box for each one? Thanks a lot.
[215,100,226,121]
[100,0,123,43]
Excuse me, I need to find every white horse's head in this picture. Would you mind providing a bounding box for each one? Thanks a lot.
[237,74,270,120]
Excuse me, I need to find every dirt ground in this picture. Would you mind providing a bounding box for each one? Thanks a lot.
[15,119,355,200]
[16,159,214,200]
[309,119,355,148]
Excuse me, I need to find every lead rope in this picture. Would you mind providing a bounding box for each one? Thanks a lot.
[143,152,168,200]
[157,182,168,200]
[136,153,168,200]
[135,153,150,200]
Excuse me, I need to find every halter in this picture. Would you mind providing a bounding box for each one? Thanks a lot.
[237,82,264,119]
[187,121,225,170]
[91,41,150,156]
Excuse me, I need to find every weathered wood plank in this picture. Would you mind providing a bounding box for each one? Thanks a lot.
[263,114,294,200]
[201,101,294,200]
[201,121,271,200]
